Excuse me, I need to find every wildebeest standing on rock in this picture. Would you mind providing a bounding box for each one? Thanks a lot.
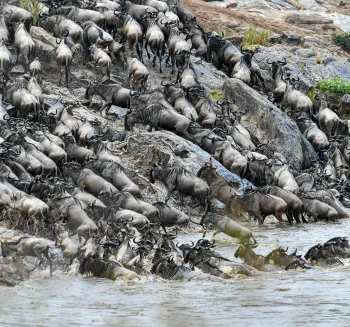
[13,20,36,73]
[150,162,211,215]
[128,57,148,91]
[2,5,33,35]
[55,31,76,87]
[0,40,15,80]
[80,20,115,62]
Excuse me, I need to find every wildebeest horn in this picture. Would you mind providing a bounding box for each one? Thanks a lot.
[240,45,247,53]
[266,58,274,64]
[279,57,287,65]
[64,30,69,37]
[56,38,61,44]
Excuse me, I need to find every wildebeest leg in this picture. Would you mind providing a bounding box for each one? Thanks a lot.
[30,245,45,272]
[43,247,53,276]
[293,212,301,224]
[145,39,150,59]
[57,64,62,85]
[99,101,112,116]
[286,210,294,225]
[165,185,176,203]
[301,212,308,223]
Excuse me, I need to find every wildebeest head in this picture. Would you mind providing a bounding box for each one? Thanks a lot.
[267,57,287,80]
[149,162,162,183]
[234,243,257,259]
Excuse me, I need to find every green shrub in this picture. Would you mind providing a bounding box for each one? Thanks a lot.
[243,29,271,47]
[208,89,226,102]
[19,0,42,25]
[318,76,350,94]
[334,32,350,52]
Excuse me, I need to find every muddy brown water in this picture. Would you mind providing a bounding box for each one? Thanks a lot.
[1,219,350,327]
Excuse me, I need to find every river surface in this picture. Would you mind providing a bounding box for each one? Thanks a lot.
[1,219,350,327]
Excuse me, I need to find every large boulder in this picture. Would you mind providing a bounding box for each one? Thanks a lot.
[223,78,317,169]
[127,131,253,193]
[30,26,57,66]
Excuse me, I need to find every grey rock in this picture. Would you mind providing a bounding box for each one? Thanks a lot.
[127,131,253,193]
[294,48,317,58]
[30,27,56,66]
[285,13,333,25]
[280,32,303,46]
[223,78,317,169]
[109,105,128,117]
[191,57,229,90]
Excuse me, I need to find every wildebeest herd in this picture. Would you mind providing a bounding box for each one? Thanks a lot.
[0,0,350,282]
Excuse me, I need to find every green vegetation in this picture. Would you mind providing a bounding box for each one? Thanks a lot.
[243,29,271,48]
[307,88,319,100]
[208,89,226,102]
[19,0,42,24]
[318,76,350,94]
[333,32,350,53]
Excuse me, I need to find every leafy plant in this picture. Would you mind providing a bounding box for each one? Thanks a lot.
[333,32,350,53]
[19,0,42,25]
[318,77,350,94]
[243,29,271,47]
[208,89,226,102]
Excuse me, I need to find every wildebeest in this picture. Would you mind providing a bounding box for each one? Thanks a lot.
[125,103,193,140]
[0,40,15,80]
[79,252,139,280]
[234,243,267,271]
[304,237,350,266]
[1,236,53,275]
[283,76,313,115]
[229,190,287,225]
[201,213,256,245]
[37,13,83,43]
[266,57,287,103]
[259,186,306,224]
[150,162,211,215]
[152,201,189,229]
[13,21,36,73]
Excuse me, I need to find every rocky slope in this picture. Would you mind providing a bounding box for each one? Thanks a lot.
[0,0,349,285]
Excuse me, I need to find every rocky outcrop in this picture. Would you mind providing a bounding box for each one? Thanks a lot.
[127,131,253,192]
[254,45,350,93]
[285,13,333,25]
[223,78,317,169]
[30,26,57,67]
[191,57,229,90]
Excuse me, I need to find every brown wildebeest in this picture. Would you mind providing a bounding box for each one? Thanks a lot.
[228,190,287,225]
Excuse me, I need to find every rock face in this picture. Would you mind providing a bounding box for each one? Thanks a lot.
[223,78,317,169]
[254,46,350,93]
[191,57,229,90]
[30,26,57,67]
[285,13,333,25]
[127,131,253,192]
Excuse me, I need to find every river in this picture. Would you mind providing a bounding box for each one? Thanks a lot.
[1,218,350,326]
